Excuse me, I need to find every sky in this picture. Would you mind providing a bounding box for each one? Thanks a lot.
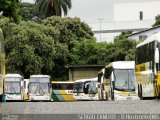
[22,0,160,42]
[22,0,160,23]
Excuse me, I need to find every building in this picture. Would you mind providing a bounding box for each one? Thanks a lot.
[128,25,160,41]
[93,0,160,42]
[114,0,160,21]
[67,65,104,81]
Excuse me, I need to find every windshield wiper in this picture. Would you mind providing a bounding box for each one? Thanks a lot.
[123,78,128,89]
[34,86,39,94]
[12,87,16,93]
[39,86,45,94]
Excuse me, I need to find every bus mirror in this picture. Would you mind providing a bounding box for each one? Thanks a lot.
[85,83,90,88]
[84,84,90,94]
[155,48,159,63]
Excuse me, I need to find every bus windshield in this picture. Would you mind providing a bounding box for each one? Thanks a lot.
[73,82,84,93]
[29,83,49,94]
[113,69,135,91]
[5,82,21,94]
[89,81,98,94]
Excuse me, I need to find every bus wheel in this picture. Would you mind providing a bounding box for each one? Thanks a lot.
[139,84,143,100]
[138,84,140,97]
[111,88,114,101]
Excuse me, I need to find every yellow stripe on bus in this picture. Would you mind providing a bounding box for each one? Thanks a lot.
[59,90,74,101]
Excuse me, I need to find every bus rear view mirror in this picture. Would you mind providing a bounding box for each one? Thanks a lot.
[155,48,159,63]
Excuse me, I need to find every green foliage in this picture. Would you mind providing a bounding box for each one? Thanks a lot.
[0,16,136,80]
[35,0,72,18]
[42,16,94,50]
[0,18,61,78]
[18,2,40,21]
[0,0,20,23]
[153,14,160,27]
[113,32,136,61]
[69,39,98,65]
[41,16,95,79]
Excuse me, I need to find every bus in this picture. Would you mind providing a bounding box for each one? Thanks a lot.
[98,61,139,101]
[29,75,51,101]
[51,81,74,101]
[5,74,24,101]
[0,28,5,102]
[73,77,98,101]
[136,32,160,99]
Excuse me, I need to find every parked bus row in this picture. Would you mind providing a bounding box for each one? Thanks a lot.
[4,74,98,101]
[4,61,139,102]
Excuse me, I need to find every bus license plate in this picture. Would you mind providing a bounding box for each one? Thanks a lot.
[127,97,132,100]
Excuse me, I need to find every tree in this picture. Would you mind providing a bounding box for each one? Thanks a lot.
[153,14,160,27]
[18,2,40,21]
[42,16,94,51]
[113,32,136,61]
[69,39,98,65]
[0,18,61,78]
[0,0,20,22]
[41,16,95,79]
[35,0,72,18]
[0,16,95,80]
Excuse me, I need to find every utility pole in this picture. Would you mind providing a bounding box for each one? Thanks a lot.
[98,19,103,42]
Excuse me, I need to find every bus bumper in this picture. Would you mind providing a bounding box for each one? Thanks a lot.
[29,95,51,101]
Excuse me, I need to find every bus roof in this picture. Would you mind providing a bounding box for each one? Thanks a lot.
[5,74,23,78]
[136,32,160,48]
[75,77,98,83]
[30,75,50,78]
[105,61,135,69]
[52,81,74,84]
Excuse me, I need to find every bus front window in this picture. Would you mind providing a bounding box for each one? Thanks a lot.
[29,83,39,94]
[73,82,84,93]
[40,83,49,94]
[113,69,135,91]
[5,82,21,94]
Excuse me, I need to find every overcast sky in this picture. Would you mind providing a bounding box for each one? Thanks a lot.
[23,0,160,23]
[22,0,160,42]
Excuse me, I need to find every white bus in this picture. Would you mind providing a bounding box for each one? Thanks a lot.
[73,77,98,100]
[5,74,24,101]
[29,75,51,101]
[136,32,160,99]
[98,61,139,100]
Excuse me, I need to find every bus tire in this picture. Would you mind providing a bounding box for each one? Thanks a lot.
[139,84,143,100]
[111,88,114,101]
[138,84,140,97]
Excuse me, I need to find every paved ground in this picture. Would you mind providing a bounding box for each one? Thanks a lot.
[1,100,160,120]
[1,100,160,114]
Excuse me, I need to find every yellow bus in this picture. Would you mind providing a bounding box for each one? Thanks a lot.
[98,61,139,100]
[51,81,74,101]
[73,78,98,101]
[0,28,5,102]
[136,32,160,99]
